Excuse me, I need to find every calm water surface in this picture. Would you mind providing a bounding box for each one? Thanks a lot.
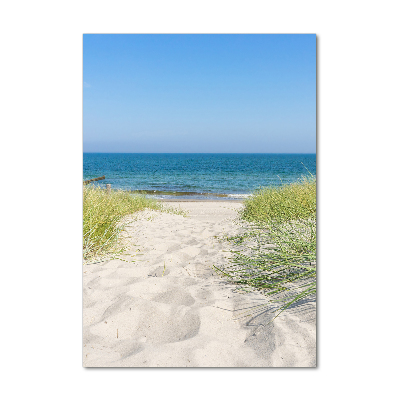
[83,153,316,200]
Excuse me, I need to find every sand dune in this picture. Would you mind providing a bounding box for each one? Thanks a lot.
[83,202,316,367]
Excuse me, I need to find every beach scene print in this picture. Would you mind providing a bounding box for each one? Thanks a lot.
[83,34,316,367]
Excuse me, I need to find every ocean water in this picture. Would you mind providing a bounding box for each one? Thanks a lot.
[83,153,316,200]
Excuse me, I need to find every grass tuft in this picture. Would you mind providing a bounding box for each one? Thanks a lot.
[83,185,176,264]
[241,176,316,223]
[218,175,317,320]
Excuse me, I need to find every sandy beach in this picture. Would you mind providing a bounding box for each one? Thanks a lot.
[83,201,316,367]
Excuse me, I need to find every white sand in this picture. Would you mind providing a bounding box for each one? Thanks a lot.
[83,201,316,367]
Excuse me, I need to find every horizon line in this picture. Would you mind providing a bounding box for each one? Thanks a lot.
[83,152,316,155]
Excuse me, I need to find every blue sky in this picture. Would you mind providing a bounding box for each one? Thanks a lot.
[83,34,316,153]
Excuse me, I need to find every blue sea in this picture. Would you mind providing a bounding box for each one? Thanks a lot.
[83,153,316,200]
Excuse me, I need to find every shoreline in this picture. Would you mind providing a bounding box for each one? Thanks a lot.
[158,198,244,202]
[129,190,250,202]
[90,186,250,201]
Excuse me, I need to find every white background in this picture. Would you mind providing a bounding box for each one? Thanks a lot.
[1,0,399,399]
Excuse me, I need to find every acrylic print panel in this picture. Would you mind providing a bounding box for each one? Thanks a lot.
[83,34,316,367]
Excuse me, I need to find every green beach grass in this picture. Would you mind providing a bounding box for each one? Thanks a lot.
[83,184,185,264]
[83,185,162,263]
[215,175,316,319]
[241,175,316,223]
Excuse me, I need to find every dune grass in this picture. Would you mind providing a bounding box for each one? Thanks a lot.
[215,175,316,319]
[241,176,316,223]
[83,185,182,264]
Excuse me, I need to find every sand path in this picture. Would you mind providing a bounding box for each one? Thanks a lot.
[83,202,316,367]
